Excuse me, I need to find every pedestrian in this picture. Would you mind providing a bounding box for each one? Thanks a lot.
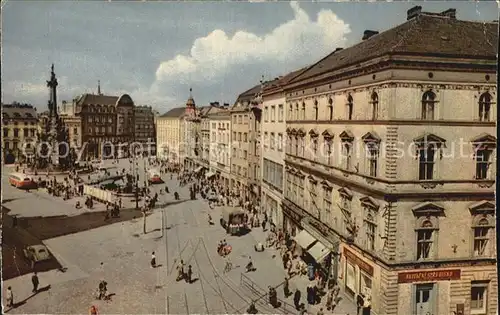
[293,288,301,310]
[262,219,267,231]
[6,286,14,308]
[31,272,39,293]
[176,260,185,281]
[317,307,324,315]
[186,265,193,283]
[151,252,156,268]
[362,295,372,315]
[283,276,290,297]
[89,305,98,315]
[356,294,365,315]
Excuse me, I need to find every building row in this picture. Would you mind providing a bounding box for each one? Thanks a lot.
[2,84,157,163]
[156,7,497,315]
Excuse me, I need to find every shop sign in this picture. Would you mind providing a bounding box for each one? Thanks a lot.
[343,248,374,276]
[282,201,304,223]
[397,269,461,284]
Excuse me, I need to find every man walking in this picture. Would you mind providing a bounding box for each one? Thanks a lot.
[31,272,39,293]
[6,286,14,308]
[150,252,156,268]
[283,276,290,297]
[293,288,301,310]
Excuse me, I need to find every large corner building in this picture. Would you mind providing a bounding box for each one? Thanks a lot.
[281,7,497,315]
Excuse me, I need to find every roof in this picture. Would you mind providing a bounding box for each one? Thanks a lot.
[263,67,310,95]
[289,14,498,85]
[76,94,119,106]
[159,107,186,118]
[2,104,38,119]
[234,84,262,105]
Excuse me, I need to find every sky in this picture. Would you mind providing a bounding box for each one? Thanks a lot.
[2,1,498,114]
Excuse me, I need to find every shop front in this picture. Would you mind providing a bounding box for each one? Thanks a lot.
[282,199,305,237]
[340,246,375,305]
[300,216,341,281]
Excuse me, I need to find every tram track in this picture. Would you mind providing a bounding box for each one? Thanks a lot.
[172,209,191,315]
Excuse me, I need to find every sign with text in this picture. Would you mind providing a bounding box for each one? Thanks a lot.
[397,269,461,283]
[343,247,374,276]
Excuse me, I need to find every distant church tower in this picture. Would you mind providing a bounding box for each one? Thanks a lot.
[185,88,196,116]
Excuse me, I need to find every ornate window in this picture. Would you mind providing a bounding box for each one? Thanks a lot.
[308,176,319,218]
[478,92,492,122]
[301,102,306,120]
[338,187,353,235]
[471,133,496,180]
[297,129,305,157]
[328,98,334,120]
[421,91,436,120]
[362,132,380,177]
[469,201,495,257]
[322,130,334,165]
[413,133,446,180]
[347,94,354,120]
[370,92,379,120]
[309,129,319,161]
[340,130,354,170]
[288,104,293,120]
[286,172,292,199]
[314,100,319,120]
[361,196,379,251]
[412,202,444,260]
[322,182,333,226]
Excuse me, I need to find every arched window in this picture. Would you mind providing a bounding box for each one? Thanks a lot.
[314,100,319,121]
[370,92,379,120]
[328,98,334,120]
[479,92,492,122]
[421,91,436,120]
[347,95,353,120]
[295,103,299,120]
[301,102,306,120]
[416,219,434,260]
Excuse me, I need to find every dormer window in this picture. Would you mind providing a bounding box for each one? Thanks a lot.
[370,92,378,120]
[421,91,436,120]
[479,92,492,122]
[347,95,353,120]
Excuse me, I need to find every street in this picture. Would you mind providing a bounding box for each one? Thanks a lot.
[3,158,356,314]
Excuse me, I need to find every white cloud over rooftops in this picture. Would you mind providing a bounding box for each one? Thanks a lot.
[151,1,350,99]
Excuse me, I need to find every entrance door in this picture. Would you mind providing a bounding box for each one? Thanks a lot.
[415,283,435,315]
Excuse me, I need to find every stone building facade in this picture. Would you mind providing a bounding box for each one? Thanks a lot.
[261,70,305,227]
[134,105,156,155]
[208,107,232,190]
[1,103,38,163]
[230,84,262,200]
[282,7,497,315]
[60,100,82,151]
[73,93,135,159]
[155,107,185,164]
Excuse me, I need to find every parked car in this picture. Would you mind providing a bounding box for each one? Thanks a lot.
[23,245,51,263]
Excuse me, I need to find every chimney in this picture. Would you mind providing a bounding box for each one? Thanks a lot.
[362,30,379,40]
[407,6,422,20]
[440,8,456,19]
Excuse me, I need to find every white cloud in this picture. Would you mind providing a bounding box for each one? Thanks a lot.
[152,1,350,90]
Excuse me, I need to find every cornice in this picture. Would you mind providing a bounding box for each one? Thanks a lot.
[284,57,497,93]
[285,119,496,127]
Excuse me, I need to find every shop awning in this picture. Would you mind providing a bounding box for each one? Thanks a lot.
[293,230,316,249]
[307,241,330,262]
[206,171,216,178]
[194,166,203,173]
